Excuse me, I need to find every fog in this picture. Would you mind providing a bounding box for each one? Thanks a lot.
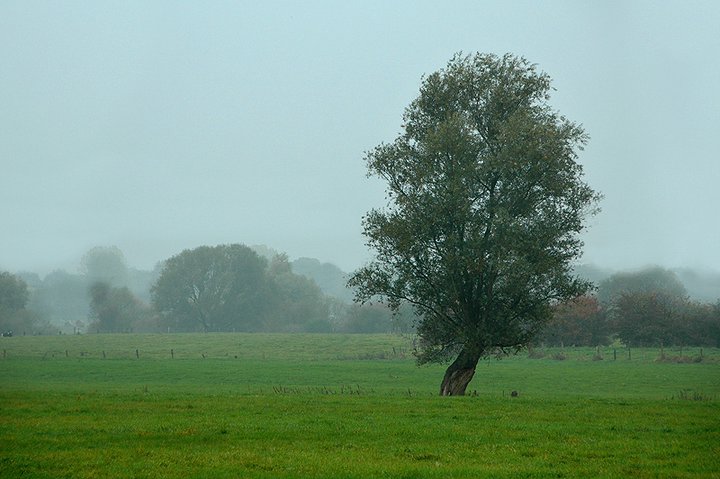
[1,1,719,276]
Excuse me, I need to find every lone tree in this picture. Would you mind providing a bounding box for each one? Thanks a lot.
[348,53,600,395]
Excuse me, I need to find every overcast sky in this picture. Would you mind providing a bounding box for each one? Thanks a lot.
[1,1,719,276]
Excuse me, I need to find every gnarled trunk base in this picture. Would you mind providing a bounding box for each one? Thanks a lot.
[440,348,481,396]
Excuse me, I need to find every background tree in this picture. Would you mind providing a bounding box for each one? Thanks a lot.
[151,244,271,332]
[80,246,129,287]
[348,53,600,395]
[682,300,720,347]
[539,295,608,347]
[0,271,29,314]
[597,267,687,306]
[265,254,331,332]
[0,271,29,333]
[599,267,690,347]
[88,281,150,333]
[291,257,354,302]
[28,270,89,331]
[0,271,52,335]
[612,291,686,347]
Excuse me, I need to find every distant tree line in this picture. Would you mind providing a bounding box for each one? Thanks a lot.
[1,248,717,343]
[0,244,411,335]
[538,267,720,347]
[0,246,159,335]
[0,271,42,335]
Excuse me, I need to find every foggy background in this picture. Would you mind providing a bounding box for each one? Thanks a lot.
[1,0,719,276]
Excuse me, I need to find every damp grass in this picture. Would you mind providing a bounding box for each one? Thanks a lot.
[1,334,719,478]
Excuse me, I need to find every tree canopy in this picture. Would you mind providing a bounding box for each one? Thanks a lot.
[349,53,600,395]
[151,244,333,333]
[88,281,151,333]
[597,266,687,306]
[80,246,128,287]
[151,244,270,332]
[0,271,29,314]
[0,271,30,333]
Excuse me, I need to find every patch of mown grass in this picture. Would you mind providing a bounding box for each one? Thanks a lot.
[1,334,719,477]
[1,392,718,478]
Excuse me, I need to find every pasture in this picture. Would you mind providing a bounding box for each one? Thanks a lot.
[1,334,719,478]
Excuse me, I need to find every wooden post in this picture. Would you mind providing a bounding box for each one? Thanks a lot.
[135,349,139,359]
[613,348,617,361]
[628,347,631,360]
[65,350,69,358]
[102,351,106,359]
[171,349,174,359]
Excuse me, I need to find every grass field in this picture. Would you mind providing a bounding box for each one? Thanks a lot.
[1,334,719,478]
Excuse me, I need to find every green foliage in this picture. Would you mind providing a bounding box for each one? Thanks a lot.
[613,293,720,347]
[0,271,29,313]
[613,292,684,347]
[538,292,720,348]
[598,267,688,306]
[88,281,151,333]
[151,245,333,333]
[0,271,46,334]
[350,53,600,367]
[265,254,331,332]
[539,295,609,346]
[151,244,271,332]
[588,267,719,347]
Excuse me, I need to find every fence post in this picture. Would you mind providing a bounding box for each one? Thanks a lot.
[136,349,139,359]
[171,349,174,359]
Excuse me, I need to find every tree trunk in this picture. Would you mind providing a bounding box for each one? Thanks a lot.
[440,347,481,396]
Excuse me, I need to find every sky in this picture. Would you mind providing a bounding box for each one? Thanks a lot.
[1,0,719,276]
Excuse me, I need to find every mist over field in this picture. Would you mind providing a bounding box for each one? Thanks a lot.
[1,1,719,278]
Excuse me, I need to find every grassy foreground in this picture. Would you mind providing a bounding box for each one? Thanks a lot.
[1,334,719,478]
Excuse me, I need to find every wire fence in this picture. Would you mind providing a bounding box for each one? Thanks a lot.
[526,345,714,363]
[1,342,717,363]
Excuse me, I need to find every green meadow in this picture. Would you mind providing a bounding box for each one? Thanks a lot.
[1,334,719,478]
